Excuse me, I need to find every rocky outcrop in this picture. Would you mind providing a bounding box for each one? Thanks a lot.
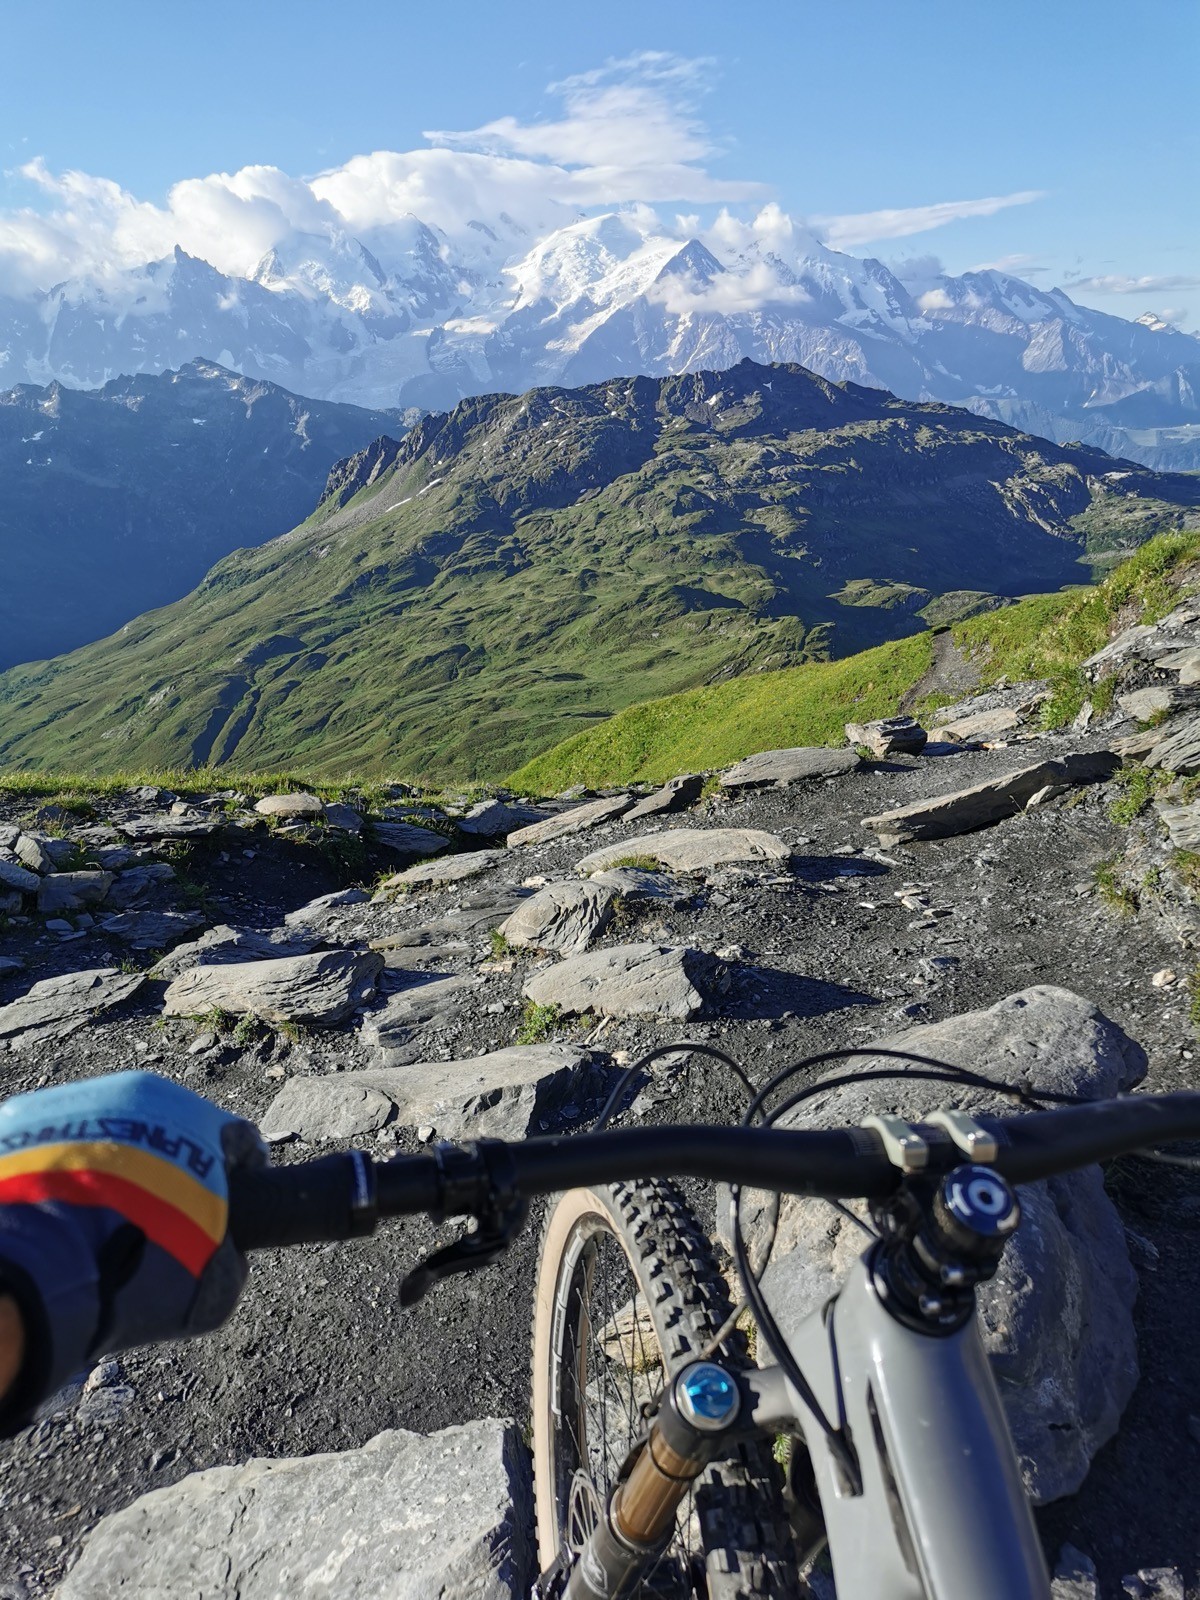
[382,850,505,892]
[625,774,705,820]
[506,795,633,847]
[57,1421,533,1599]
[0,968,146,1048]
[523,943,722,1020]
[720,747,862,789]
[576,827,791,876]
[499,880,615,955]
[162,950,383,1027]
[844,716,927,757]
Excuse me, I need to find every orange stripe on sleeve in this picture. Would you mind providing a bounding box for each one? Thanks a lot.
[0,1142,225,1243]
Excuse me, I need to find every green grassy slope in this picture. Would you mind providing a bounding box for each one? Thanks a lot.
[1,360,1196,784]
[509,531,1200,791]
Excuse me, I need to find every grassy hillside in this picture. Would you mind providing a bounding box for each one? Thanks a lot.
[509,531,1200,791]
[1,360,1196,784]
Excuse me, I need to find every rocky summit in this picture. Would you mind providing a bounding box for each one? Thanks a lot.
[0,359,1196,781]
[3,612,1200,1593]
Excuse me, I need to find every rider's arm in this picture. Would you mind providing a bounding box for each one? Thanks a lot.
[0,1071,262,1431]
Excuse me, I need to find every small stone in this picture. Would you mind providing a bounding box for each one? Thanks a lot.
[254,792,325,820]
[45,919,73,933]
[1151,969,1177,988]
[323,803,363,833]
[417,1125,435,1144]
[844,716,928,758]
[188,1032,218,1055]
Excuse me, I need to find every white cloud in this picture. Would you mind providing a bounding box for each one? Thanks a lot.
[814,191,1046,249]
[1066,272,1200,294]
[916,288,954,313]
[967,252,1048,276]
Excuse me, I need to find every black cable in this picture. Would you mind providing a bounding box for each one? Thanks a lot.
[590,1041,756,1132]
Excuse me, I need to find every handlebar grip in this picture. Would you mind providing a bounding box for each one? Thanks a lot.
[229,1154,373,1251]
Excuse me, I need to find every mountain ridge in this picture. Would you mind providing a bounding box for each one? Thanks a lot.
[1,358,1197,782]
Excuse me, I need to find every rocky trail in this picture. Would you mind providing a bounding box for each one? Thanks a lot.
[4,617,1200,1595]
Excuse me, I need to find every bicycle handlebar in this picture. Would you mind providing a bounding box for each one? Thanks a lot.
[228,1090,1200,1254]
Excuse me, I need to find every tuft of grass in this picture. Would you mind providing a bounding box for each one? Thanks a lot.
[488,927,514,959]
[1173,850,1200,895]
[1188,968,1200,1031]
[515,1001,563,1045]
[1092,674,1118,717]
[1108,764,1171,826]
[1036,671,1089,732]
[1093,859,1137,915]
[602,855,664,873]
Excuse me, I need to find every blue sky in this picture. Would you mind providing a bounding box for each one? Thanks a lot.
[1,0,1196,325]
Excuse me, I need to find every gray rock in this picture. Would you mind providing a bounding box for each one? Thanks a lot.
[751,987,1143,1504]
[523,943,720,1020]
[1144,714,1200,774]
[500,881,615,955]
[152,924,315,980]
[589,866,691,905]
[1121,1570,1185,1600]
[928,706,1020,743]
[37,871,113,915]
[283,888,371,929]
[1081,624,1176,680]
[104,863,176,909]
[0,825,17,849]
[14,834,55,875]
[720,746,862,789]
[1052,1545,1099,1600]
[625,774,705,821]
[0,859,39,894]
[98,910,206,949]
[360,976,480,1066]
[577,827,791,877]
[56,1420,533,1600]
[163,950,384,1027]
[861,752,1120,844]
[1112,727,1165,760]
[261,1045,606,1143]
[457,799,551,837]
[0,968,147,1047]
[91,846,136,871]
[323,802,364,833]
[1154,646,1200,685]
[0,959,25,978]
[1156,802,1200,849]
[254,791,325,819]
[844,716,928,757]
[120,814,224,841]
[382,850,505,892]
[933,682,1050,723]
[0,890,22,914]
[371,820,452,857]
[1117,685,1200,722]
[507,794,633,847]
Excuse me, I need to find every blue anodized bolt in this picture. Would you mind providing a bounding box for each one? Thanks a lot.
[676,1362,741,1431]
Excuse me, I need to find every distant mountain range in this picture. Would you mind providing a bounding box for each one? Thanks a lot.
[1,359,1195,782]
[1,213,1196,470]
[0,362,401,667]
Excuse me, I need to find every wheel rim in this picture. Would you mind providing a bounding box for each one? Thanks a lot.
[547,1210,706,1597]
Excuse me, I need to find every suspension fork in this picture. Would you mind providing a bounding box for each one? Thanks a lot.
[550,1360,753,1599]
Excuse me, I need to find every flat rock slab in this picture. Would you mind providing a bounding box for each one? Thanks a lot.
[284,888,371,929]
[37,871,113,915]
[323,802,364,833]
[383,849,506,892]
[14,834,55,874]
[0,968,147,1048]
[98,910,206,949]
[625,773,704,821]
[589,866,691,905]
[507,794,633,847]
[523,943,719,1020]
[929,706,1020,743]
[1117,685,1200,722]
[152,924,315,980]
[1081,624,1182,680]
[457,799,551,837]
[1144,714,1200,774]
[261,1044,606,1144]
[120,815,225,840]
[500,880,615,955]
[163,950,383,1027]
[360,976,479,1067]
[0,859,39,894]
[844,716,928,758]
[371,821,451,857]
[750,987,1143,1505]
[720,746,862,789]
[104,863,176,909]
[57,1420,533,1600]
[254,792,324,819]
[861,752,1119,845]
[1154,646,1200,685]
[1156,802,1200,849]
[577,827,791,877]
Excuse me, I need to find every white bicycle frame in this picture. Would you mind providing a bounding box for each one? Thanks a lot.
[747,1252,1051,1598]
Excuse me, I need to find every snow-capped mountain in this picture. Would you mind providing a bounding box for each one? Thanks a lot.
[1,211,1197,468]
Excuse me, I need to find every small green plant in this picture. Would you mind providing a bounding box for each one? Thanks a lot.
[772,1434,793,1469]
[1141,866,1162,894]
[232,1013,264,1048]
[698,774,723,803]
[603,854,664,873]
[516,1001,562,1045]
[1093,859,1137,915]
[1091,674,1118,717]
[1037,671,1089,732]
[192,1006,235,1034]
[1173,850,1200,894]
[1107,764,1170,825]
[488,927,514,959]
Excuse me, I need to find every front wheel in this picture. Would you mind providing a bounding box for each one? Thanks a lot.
[531,1179,800,1598]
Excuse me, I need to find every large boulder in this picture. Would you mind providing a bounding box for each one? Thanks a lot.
[382,850,506,892]
[720,747,861,789]
[500,880,615,955]
[844,717,928,758]
[254,792,324,820]
[625,774,705,821]
[360,976,480,1067]
[750,987,1144,1504]
[577,827,791,877]
[56,1421,533,1600]
[37,871,113,915]
[260,1045,607,1143]
[507,794,633,847]
[861,752,1119,844]
[457,799,551,837]
[523,943,721,1021]
[162,950,383,1027]
[928,706,1020,744]
[0,968,147,1048]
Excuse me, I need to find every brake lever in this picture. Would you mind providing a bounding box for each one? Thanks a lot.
[398,1138,529,1306]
